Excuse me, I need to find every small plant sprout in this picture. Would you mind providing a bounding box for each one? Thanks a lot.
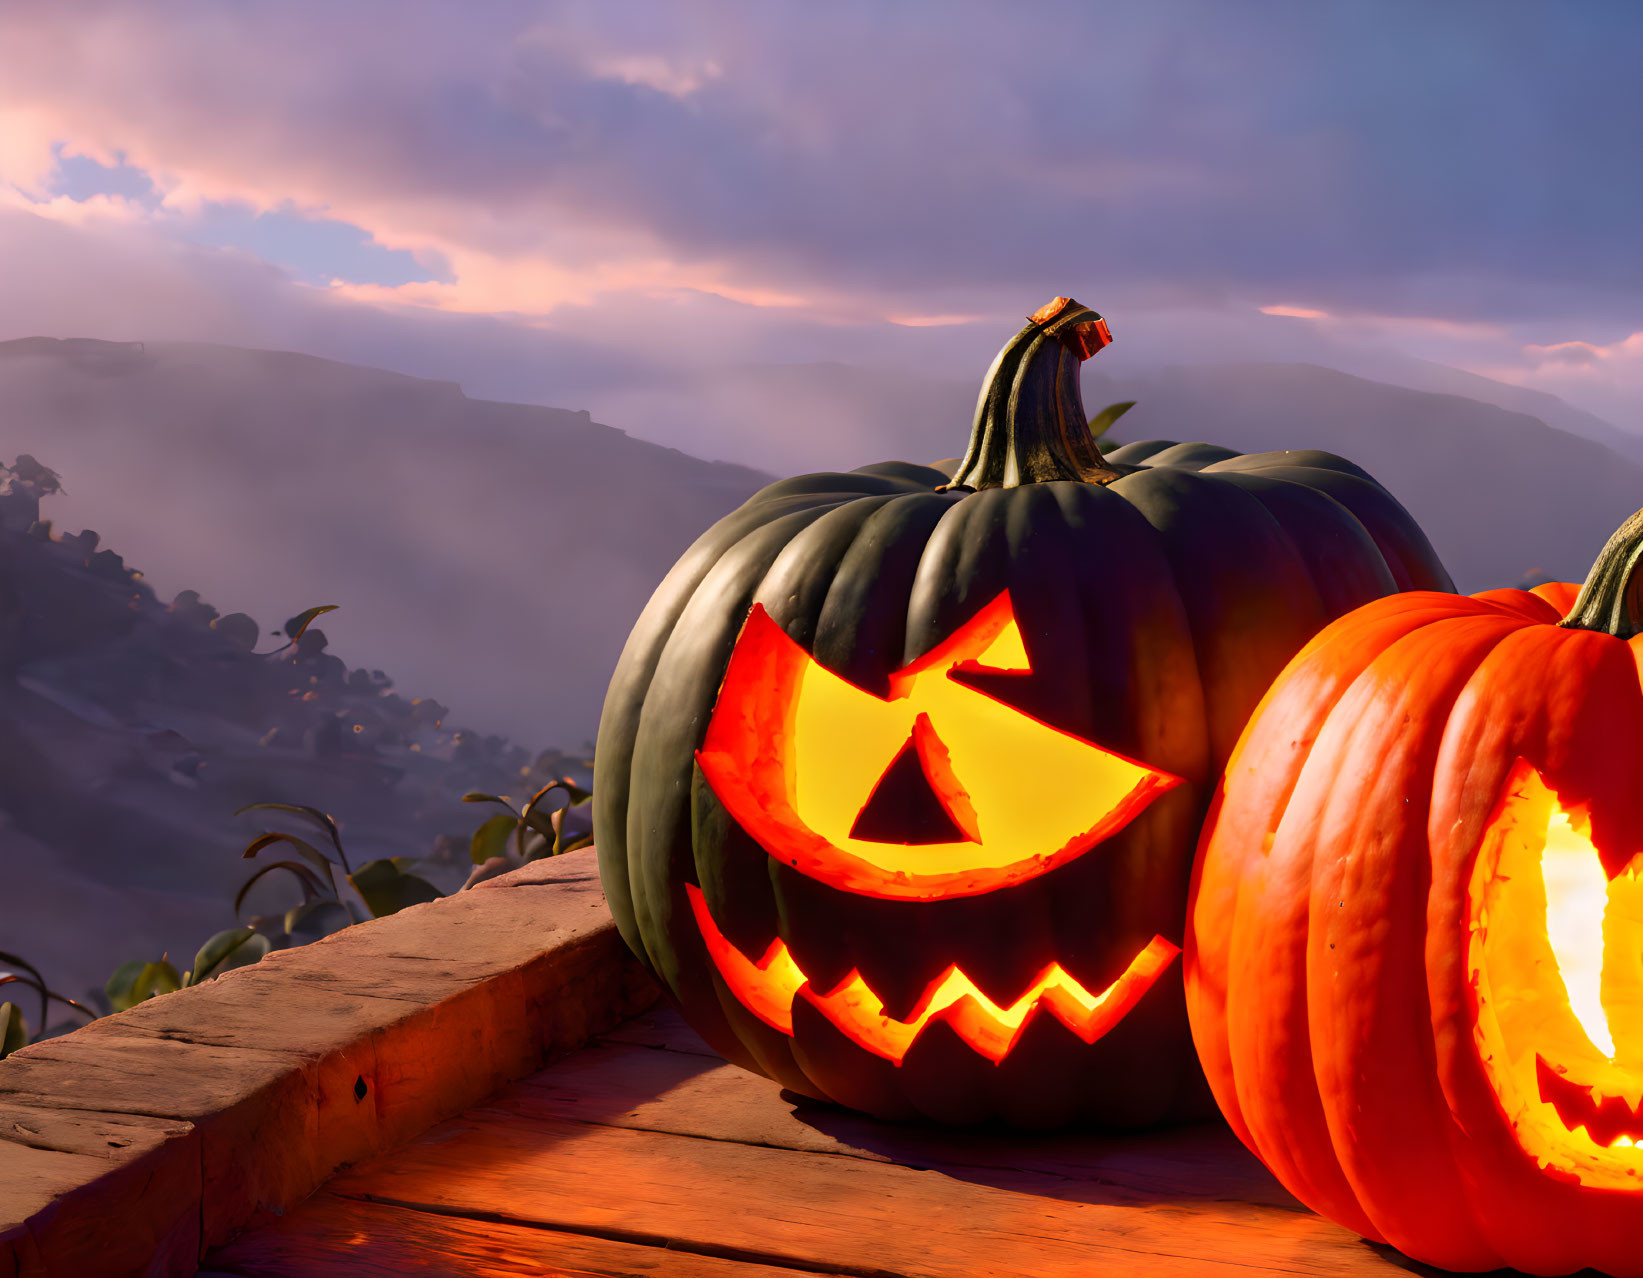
[462,778,594,866]
[0,951,95,1059]
[235,801,441,929]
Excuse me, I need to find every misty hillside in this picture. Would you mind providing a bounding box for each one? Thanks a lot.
[685,356,1642,594]
[616,359,983,476]
[6,335,1639,765]
[0,338,770,744]
[1087,362,1643,592]
[5,338,1638,1005]
[1341,353,1643,465]
[0,453,596,1006]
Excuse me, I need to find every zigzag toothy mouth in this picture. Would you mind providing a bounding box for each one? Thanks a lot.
[1537,1055,1643,1148]
[687,884,1179,1065]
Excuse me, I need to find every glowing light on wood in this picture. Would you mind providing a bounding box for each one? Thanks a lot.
[687,885,1179,1064]
[696,592,1182,900]
[1468,760,1643,1187]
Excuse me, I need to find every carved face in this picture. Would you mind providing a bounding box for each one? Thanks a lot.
[692,591,1183,1065]
[1181,572,1643,1273]
[1469,760,1643,1188]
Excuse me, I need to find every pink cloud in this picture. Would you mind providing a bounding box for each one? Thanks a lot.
[584,53,724,98]
[1461,332,1643,430]
[0,188,150,226]
[886,313,985,328]
[1524,335,1643,366]
[0,3,1638,443]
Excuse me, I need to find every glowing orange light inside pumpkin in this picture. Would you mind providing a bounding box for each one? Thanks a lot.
[1469,760,1643,1187]
[696,592,1182,900]
[687,884,1179,1064]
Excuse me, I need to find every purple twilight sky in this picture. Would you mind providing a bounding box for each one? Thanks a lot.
[1,0,1640,471]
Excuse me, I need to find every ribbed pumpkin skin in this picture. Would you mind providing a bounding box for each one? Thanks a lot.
[1184,581,1643,1275]
[595,436,1451,1128]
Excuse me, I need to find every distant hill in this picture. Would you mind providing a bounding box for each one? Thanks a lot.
[1085,362,1643,592]
[1348,353,1643,465]
[0,454,600,1005]
[4,335,1635,753]
[0,338,771,744]
[683,356,1642,594]
[4,337,1638,1004]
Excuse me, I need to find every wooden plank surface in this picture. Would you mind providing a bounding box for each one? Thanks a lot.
[202,1192,842,1277]
[503,1027,1299,1208]
[209,1008,1414,1278]
[1,848,656,1278]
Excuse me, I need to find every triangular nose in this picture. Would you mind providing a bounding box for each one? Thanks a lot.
[849,725,972,845]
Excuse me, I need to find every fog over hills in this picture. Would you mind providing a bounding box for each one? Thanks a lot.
[1087,362,1643,593]
[680,356,1643,595]
[0,338,770,745]
[3,335,1639,995]
[0,450,603,1003]
[1338,355,1643,467]
[3,336,1638,763]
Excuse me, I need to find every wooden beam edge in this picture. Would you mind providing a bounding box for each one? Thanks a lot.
[0,846,658,1278]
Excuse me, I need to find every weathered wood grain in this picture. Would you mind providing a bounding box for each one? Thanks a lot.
[205,1192,847,1277]
[0,848,656,1277]
[322,1104,1404,1277]
[0,1119,198,1278]
[595,1006,720,1058]
[512,1010,1302,1210]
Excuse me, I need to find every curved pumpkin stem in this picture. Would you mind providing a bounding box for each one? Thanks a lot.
[1560,507,1643,638]
[944,297,1121,491]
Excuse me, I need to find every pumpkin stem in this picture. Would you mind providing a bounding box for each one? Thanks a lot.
[1559,507,1643,638]
[943,297,1122,491]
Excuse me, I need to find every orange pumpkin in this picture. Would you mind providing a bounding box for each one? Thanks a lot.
[1185,507,1643,1275]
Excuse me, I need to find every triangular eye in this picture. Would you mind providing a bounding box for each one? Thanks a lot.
[697,595,1182,899]
[849,714,980,846]
[949,666,1064,734]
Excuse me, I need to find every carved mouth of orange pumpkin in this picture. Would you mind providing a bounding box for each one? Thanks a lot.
[696,591,1182,901]
[1469,760,1643,1184]
[1536,1056,1643,1148]
[687,885,1179,1065]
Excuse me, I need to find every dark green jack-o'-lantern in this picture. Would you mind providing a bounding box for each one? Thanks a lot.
[594,297,1452,1127]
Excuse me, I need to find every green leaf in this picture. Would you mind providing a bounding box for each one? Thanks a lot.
[515,829,552,863]
[283,604,340,641]
[108,960,182,1010]
[241,831,338,887]
[2,956,95,1032]
[559,832,595,854]
[133,961,182,1003]
[0,1003,27,1058]
[469,813,517,866]
[0,951,48,1031]
[0,951,46,991]
[518,807,559,842]
[348,859,443,918]
[187,928,271,986]
[234,860,328,920]
[529,779,591,809]
[104,960,146,1011]
[1087,400,1136,440]
[520,780,592,857]
[283,900,353,942]
[461,791,513,809]
[234,802,349,868]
